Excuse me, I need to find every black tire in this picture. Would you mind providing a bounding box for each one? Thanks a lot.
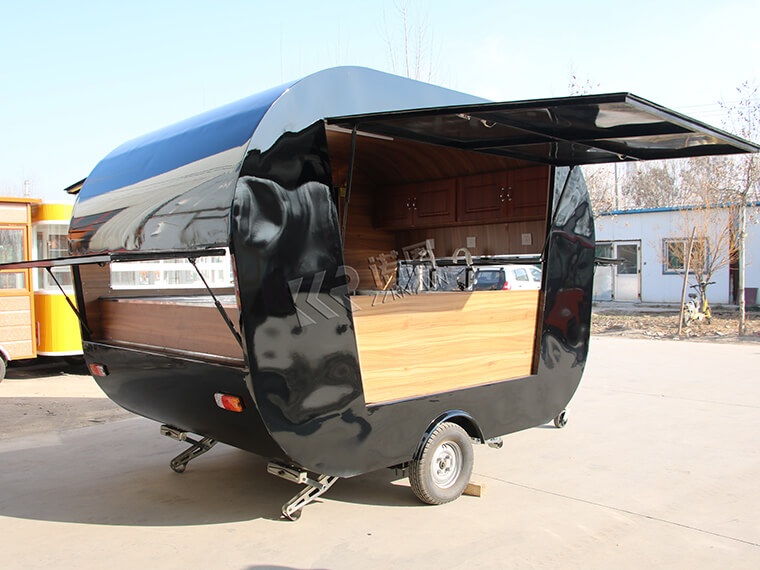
[409,422,473,505]
[553,409,568,429]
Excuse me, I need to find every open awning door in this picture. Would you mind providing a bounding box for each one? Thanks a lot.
[0,248,226,271]
[327,92,759,165]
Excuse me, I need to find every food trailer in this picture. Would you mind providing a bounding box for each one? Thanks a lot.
[3,67,757,518]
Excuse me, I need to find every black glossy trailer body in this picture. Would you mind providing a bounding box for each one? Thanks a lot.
[12,68,758,489]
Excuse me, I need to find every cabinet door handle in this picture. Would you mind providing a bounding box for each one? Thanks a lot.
[500,187,512,202]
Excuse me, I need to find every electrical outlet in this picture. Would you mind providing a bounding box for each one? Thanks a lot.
[466,236,476,249]
[521,233,533,246]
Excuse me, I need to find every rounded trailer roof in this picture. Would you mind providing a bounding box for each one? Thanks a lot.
[69,67,485,255]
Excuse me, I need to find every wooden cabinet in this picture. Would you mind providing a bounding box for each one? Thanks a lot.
[457,171,509,222]
[510,166,549,219]
[377,166,548,229]
[458,167,548,223]
[378,184,414,229]
[377,178,456,229]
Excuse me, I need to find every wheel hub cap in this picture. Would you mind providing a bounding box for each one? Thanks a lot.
[431,441,462,488]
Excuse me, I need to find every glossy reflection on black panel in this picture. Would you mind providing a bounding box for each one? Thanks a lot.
[232,123,366,455]
[541,167,594,370]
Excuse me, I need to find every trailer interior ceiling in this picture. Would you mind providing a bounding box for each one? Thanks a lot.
[325,127,549,405]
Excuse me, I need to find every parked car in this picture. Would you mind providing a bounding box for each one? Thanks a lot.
[473,265,542,291]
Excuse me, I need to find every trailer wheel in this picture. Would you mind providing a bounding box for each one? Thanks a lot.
[553,409,568,429]
[409,422,473,505]
[0,357,6,383]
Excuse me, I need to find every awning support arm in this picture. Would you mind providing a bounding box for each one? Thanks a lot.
[340,125,358,242]
[44,267,92,336]
[187,257,244,350]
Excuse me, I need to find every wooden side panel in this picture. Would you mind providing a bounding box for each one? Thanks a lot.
[0,200,36,360]
[99,298,244,363]
[400,220,546,258]
[352,290,539,405]
[0,295,34,359]
[78,264,111,339]
[0,203,30,225]
[343,182,397,290]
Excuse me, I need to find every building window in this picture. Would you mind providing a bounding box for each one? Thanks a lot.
[662,238,708,274]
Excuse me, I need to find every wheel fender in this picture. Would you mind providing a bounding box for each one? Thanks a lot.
[0,345,10,363]
[413,410,484,461]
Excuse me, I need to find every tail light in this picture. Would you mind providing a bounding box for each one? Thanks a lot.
[214,393,245,412]
[502,281,512,291]
[88,363,109,377]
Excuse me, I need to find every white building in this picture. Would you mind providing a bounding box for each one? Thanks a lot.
[593,204,760,306]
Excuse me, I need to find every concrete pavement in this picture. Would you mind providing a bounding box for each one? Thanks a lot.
[0,337,759,569]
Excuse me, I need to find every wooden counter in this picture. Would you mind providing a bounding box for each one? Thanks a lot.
[98,295,244,365]
[352,290,540,405]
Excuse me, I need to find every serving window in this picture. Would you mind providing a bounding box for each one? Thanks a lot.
[77,248,243,366]
[325,127,551,404]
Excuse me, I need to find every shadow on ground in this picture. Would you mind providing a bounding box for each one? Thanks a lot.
[5,356,88,380]
[0,418,419,526]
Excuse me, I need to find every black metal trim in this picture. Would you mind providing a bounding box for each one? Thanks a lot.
[340,126,358,242]
[0,248,227,271]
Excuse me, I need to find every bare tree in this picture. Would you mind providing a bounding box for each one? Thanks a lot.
[567,70,617,215]
[622,162,681,209]
[662,204,738,286]
[721,82,760,334]
[567,67,600,96]
[381,1,435,81]
[584,165,618,215]
[679,156,739,206]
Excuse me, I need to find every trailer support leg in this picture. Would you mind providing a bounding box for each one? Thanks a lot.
[161,425,217,473]
[267,461,339,520]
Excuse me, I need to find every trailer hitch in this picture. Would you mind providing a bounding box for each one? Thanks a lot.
[161,425,217,473]
[267,461,339,520]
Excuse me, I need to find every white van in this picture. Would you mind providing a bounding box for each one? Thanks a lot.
[473,265,542,291]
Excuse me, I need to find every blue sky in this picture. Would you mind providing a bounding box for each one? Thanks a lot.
[1,0,758,203]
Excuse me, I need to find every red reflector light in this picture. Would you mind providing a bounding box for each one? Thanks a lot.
[88,363,109,377]
[502,281,512,291]
[214,393,245,412]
